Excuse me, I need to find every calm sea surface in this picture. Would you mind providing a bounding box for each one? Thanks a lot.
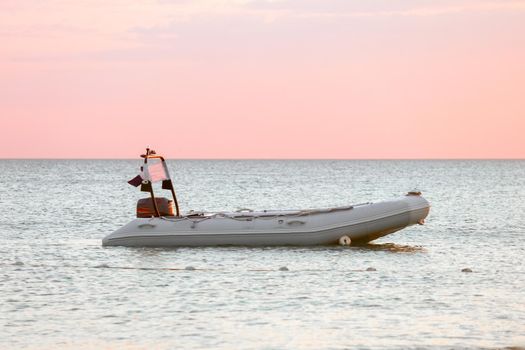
[0,160,524,349]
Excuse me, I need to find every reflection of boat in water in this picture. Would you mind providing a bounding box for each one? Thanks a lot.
[352,243,426,253]
[102,149,430,248]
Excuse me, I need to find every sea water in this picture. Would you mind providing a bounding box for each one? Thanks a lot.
[0,160,524,349]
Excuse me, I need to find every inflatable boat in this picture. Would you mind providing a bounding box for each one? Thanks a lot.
[102,149,430,247]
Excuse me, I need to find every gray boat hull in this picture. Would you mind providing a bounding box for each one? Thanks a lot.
[102,194,430,247]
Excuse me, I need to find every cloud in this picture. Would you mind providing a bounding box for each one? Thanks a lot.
[291,1,525,19]
[2,0,525,63]
[153,0,525,20]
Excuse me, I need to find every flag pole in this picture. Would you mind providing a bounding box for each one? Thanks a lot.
[143,148,161,217]
[140,148,181,217]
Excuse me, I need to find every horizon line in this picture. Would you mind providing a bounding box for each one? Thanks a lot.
[1,157,524,161]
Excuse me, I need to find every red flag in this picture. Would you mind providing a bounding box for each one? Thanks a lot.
[145,162,168,182]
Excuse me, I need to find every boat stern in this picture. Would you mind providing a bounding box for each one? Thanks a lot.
[102,219,147,247]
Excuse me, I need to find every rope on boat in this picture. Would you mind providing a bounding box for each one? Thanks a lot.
[158,203,371,224]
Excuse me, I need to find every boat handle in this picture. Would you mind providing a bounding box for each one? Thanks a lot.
[287,220,305,225]
[138,223,156,229]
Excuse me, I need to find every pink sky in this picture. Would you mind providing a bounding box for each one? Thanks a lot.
[1,0,524,159]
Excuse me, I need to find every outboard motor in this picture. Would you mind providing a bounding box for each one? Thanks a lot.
[137,197,175,218]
